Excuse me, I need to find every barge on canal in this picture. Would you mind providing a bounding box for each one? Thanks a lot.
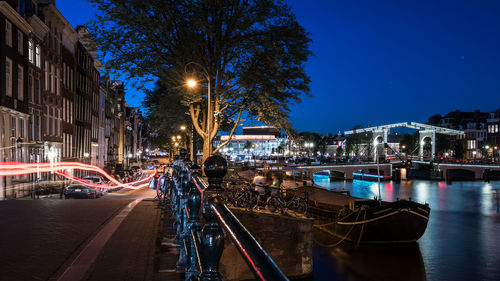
[303,186,430,244]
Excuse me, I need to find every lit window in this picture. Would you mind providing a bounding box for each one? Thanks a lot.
[28,40,34,63]
[35,45,41,67]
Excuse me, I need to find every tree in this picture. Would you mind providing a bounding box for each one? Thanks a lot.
[299,131,322,156]
[87,0,312,160]
[400,133,418,155]
[452,140,465,159]
[336,146,344,157]
[436,134,451,156]
[143,81,191,154]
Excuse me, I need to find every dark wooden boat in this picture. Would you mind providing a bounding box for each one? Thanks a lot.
[304,186,430,244]
[353,168,391,182]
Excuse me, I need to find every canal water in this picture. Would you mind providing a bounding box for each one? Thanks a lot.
[312,176,500,281]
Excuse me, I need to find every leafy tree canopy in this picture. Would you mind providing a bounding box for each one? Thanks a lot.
[86,0,313,159]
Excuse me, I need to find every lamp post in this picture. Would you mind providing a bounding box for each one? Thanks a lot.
[186,62,211,157]
[484,145,490,161]
[373,138,382,204]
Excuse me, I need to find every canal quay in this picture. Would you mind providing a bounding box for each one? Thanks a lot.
[312,176,500,281]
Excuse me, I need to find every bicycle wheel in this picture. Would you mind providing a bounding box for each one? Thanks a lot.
[247,193,258,210]
[235,190,249,208]
[156,185,165,202]
[266,197,280,213]
[296,200,308,215]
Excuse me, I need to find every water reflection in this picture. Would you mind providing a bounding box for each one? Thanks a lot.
[312,177,500,281]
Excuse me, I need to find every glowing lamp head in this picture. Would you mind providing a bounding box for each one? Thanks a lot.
[83,152,89,158]
[180,125,186,131]
[187,79,197,88]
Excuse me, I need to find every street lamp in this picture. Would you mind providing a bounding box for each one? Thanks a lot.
[186,62,212,156]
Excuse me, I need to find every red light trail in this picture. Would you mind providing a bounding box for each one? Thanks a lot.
[0,162,155,190]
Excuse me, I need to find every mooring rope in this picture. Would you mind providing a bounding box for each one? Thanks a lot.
[356,210,367,247]
[313,209,362,247]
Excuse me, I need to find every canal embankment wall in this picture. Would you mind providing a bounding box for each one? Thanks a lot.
[220,208,314,280]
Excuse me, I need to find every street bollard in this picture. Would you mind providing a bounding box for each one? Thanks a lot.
[199,156,227,281]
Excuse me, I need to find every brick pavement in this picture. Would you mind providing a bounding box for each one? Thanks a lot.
[0,187,183,281]
[83,199,162,281]
[0,199,130,281]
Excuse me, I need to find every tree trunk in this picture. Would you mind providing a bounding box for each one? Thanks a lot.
[202,137,211,163]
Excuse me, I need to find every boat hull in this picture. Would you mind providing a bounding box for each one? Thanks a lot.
[317,200,430,244]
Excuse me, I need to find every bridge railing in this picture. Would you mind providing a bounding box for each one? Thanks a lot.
[169,155,289,281]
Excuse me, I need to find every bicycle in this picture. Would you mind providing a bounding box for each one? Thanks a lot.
[228,183,259,210]
[265,187,308,216]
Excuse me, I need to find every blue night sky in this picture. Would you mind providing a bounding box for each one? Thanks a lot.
[59,0,500,134]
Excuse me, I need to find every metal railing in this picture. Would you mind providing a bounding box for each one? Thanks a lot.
[167,155,289,281]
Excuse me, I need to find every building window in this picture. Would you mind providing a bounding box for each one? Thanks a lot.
[35,115,40,141]
[5,58,12,97]
[45,61,49,90]
[5,20,12,47]
[35,76,40,104]
[18,65,24,101]
[29,115,34,141]
[17,31,23,54]
[20,119,25,138]
[28,40,34,63]
[51,64,55,93]
[11,117,16,137]
[28,73,33,102]
[56,68,60,96]
[35,45,41,68]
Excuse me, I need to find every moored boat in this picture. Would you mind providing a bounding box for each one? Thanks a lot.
[303,186,430,244]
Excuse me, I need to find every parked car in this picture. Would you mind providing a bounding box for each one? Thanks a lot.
[64,185,98,199]
[83,176,106,195]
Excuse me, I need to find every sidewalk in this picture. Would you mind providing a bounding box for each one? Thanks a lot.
[83,199,164,281]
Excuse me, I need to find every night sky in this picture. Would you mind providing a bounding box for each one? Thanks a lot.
[59,0,500,134]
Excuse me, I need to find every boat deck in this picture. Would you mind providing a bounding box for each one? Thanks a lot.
[300,185,360,209]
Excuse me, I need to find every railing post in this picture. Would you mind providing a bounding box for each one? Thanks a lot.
[186,164,202,280]
[199,156,227,281]
[176,164,190,271]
